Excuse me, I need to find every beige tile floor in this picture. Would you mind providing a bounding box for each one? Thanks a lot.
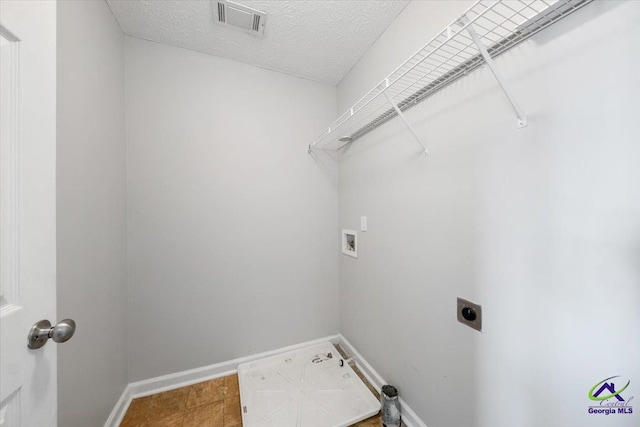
[120,350,386,426]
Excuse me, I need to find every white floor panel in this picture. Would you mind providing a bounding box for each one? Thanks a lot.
[238,342,380,427]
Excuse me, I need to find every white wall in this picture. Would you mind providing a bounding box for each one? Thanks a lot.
[337,2,640,427]
[125,37,338,381]
[57,1,128,426]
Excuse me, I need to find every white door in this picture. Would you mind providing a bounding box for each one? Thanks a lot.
[0,1,58,426]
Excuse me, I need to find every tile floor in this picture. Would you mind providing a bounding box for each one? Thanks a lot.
[120,348,386,426]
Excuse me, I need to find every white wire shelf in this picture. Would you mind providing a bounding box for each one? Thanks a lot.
[309,0,593,154]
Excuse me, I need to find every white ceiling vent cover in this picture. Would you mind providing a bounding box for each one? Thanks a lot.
[214,0,266,37]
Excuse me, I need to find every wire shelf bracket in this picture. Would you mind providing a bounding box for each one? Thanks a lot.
[461,15,528,128]
[381,80,429,156]
[308,0,593,156]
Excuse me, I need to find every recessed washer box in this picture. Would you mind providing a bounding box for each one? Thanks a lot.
[237,342,380,427]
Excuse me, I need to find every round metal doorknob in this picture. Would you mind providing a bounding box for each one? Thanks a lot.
[51,319,76,343]
[27,318,76,349]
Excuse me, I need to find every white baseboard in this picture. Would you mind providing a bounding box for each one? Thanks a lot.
[103,384,132,427]
[128,334,341,399]
[104,333,427,427]
[338,334,428,427]
[103,334,340,427]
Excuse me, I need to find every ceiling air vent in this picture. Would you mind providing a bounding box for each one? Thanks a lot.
[214,0,266,37]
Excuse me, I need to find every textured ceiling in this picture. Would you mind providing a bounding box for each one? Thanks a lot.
[106,0,410,85]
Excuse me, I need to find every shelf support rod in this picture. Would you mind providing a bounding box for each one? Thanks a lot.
[462,15,528,128]
[382,88,428,156]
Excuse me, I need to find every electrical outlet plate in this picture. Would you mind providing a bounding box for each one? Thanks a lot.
[360,216,367,232]
[457,297,482,332]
